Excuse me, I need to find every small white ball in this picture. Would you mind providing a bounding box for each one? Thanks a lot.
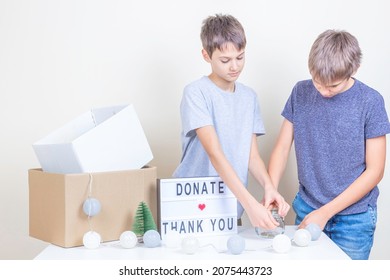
[163,231,182,248]
[272,234,291,253]
[294,228,311,247]
[120,231,138,249]
[181,236,199,254]
[83,231,101,249]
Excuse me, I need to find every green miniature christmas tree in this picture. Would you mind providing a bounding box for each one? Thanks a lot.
[132,201,157,242]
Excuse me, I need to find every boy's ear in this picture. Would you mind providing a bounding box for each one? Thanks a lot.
[202,49,211,62]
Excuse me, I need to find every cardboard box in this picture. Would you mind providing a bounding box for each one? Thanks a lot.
[33,104,153,174]
[28,166,157,248]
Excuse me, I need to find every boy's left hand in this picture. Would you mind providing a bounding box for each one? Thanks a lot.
[298,208,328,230]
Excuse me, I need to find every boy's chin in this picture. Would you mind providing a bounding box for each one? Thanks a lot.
[225,76,240,82]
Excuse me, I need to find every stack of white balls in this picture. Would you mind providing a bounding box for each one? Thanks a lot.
[272,223,322,253]
[82,197,102,249]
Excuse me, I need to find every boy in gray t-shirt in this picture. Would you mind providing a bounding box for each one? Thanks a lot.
[269,30,390,259]
[173,14,290,229]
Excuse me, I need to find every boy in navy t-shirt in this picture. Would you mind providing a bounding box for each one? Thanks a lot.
[269,29,390,259]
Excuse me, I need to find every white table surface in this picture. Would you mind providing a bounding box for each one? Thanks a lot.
[34,225,350,260]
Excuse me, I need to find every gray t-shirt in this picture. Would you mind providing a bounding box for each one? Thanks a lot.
[173,76,265,217]
[282,78,390,214]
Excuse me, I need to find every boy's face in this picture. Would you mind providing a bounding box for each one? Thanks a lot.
[202,42,245,90]
[312,77,353,98]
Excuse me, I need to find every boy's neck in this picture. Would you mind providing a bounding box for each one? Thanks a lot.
[208,73,236,93]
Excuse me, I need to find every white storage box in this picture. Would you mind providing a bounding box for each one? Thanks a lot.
[33,104,153,174]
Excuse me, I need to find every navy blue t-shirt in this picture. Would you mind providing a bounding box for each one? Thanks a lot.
[282,78,390,214]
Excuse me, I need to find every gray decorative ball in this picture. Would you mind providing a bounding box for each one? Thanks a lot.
[143,230,161,248]
[227,235,245,255]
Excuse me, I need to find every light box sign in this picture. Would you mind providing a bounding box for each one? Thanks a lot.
[158,177,237,241]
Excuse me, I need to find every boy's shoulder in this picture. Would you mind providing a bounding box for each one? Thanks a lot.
[184,76,209,89]
[353,79,379,95]
[339,79,383,102]
[184,76,256,95]
[290,79,315,96]
[295,79,313,88]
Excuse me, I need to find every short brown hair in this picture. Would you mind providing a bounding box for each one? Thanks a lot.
[308,30,362,85]
[200,14,246,57]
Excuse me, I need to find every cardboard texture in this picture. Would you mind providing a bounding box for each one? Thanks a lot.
[28,166,157,248]
[33,104,153,174]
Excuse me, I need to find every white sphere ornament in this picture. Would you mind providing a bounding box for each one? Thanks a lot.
[163,231,182,248]
[143,230,161,248]
[293,228,311,247]
[83,231,101,249]
[305,223,322,241]
[272,234,291,253]
[120,231,138,249]
[227,235,245,255]
[83,198,101,217]
[181,236,200,254]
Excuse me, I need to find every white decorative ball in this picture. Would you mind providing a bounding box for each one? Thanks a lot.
[272,234,291,253]
[294,228,311,247]
[143,230,161,248]
[181,236,199,254]
[82,198,101,217]
[119,231,138,249]
[305,223,322,241]
[163,231,182,248]
[83,231,101,249]
[227,235,245,255]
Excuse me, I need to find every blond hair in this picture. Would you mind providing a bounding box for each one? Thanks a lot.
[308,30,362,85]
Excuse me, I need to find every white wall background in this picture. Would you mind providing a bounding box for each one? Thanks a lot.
[0,0,389,259]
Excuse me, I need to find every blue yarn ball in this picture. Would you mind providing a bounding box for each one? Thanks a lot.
[227,235,245,255]
[305,223,322,241]
[143,230,161,248]
[82,198,101,217]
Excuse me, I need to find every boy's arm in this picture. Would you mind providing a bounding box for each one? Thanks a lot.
[268,119,294,188]
[196,125,278,229]
[299,135,387,229]
[248,134,290,217]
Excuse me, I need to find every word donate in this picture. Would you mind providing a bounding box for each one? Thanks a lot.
[158,177,237,241]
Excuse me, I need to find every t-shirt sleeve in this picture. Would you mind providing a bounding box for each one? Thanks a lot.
[281,86,295,123]
[365,93,390,139]
[180,85,213,137]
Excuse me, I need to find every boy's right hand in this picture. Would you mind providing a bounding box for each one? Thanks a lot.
[245,199,280,230]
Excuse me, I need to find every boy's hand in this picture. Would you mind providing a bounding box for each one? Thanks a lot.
[298,208,328,230]
[246,200,280,230]
[261,187,290,218]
